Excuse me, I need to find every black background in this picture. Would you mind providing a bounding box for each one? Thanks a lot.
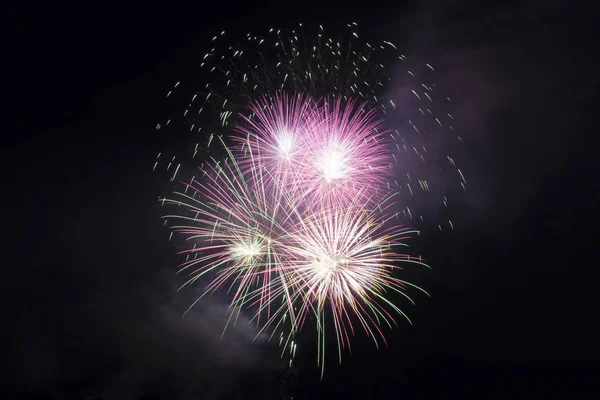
[7,0,598,398]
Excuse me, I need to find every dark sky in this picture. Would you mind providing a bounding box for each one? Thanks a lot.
[8,0,599,398]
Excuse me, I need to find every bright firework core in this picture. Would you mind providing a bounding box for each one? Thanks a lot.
[276,130,295,161]
[314,254,348,275]
[319,142,350,183]
[231,237,264,260]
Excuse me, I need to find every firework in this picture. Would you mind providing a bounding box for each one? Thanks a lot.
[161,137,298,327]
[231,92,317,188]
[156,22,465,373]
[293,96,391,208]
[286,198,428,367]
[160,95,428,374]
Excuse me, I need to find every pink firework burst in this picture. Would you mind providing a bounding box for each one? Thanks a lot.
[297,97,392,208]
[232,93,319,188]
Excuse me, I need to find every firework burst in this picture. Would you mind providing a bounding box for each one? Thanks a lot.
[286,198,429,365]
[161,137,299,326]
[295,96,391,208]
[232,93,317,187]
[156,22,465,374]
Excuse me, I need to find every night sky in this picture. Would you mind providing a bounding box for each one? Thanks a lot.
[8,1,598,398]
